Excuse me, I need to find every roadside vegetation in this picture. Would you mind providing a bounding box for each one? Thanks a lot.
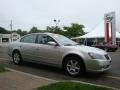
[0,65,6,73]
[37,81,113,90]
[0,23,86,38]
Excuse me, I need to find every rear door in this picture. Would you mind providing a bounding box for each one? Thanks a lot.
[19,34,38,61]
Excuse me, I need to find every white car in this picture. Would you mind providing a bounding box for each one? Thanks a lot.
[8,33,112,76]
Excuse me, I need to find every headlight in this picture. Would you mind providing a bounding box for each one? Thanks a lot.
[88,52,104,59]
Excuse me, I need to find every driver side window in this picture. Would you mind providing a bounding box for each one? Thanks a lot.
[38,35,55,45]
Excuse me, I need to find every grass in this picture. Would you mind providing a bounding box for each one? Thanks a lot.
[37,82,114,90]
[0,65,6,73]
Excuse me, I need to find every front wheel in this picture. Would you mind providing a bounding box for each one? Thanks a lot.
[63,56,85,76]
[12,51,22,65]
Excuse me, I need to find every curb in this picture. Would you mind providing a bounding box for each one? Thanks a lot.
[6,68,119,90]
[6,68,58,82]
[70,80,119,90]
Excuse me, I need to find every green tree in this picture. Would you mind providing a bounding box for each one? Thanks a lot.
[46,26,63,34]
[16,29,22,36]
[63,23,85,38]
[0,27,10,34]
[16,29,28,36]
[22,31,28,36]
[29,27,41,33]
[54,26,63,34]
[46,26,55,33]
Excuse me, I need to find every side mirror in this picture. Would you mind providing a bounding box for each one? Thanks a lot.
[47,41,57,46]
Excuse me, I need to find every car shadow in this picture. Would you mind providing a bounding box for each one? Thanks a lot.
[9,60,109,80]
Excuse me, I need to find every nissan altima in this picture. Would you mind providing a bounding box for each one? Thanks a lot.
[8,33,111,76]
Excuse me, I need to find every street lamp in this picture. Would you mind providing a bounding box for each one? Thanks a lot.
[53,19,60,27]
[53,19,60,33]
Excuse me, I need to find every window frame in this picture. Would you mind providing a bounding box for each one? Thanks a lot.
[36,34,59,46]
[20,34,38,44]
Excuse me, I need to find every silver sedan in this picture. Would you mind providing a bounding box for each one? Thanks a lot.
[8,33,111,76]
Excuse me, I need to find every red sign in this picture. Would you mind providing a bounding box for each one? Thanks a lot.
[105,22,112,44]
[104,12,116,45]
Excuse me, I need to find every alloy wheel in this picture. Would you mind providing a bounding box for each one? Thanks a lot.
[66,59,80,75]
[13,52,21,64]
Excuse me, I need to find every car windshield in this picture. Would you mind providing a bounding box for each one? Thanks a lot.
[52,34,78,46]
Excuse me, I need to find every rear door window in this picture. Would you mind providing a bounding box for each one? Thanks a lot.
[20,34,37,43]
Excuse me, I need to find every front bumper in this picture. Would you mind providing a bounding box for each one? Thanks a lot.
[86,59,112,73]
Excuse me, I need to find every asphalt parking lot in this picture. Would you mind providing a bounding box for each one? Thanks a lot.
[0,44,120,89]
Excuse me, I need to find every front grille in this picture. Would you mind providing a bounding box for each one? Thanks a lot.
[104,54,110,60]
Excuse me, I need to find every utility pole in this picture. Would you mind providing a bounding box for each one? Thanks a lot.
[10,20,12,42]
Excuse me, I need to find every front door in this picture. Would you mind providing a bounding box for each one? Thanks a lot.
[36,34,60,64]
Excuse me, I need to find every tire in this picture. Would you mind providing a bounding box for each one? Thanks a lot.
[63,56,85,76]
[12,51,22,65]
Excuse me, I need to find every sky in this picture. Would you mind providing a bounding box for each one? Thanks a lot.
[0,0,120,32]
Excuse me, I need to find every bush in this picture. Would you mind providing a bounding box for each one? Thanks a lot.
[0,65,6,73]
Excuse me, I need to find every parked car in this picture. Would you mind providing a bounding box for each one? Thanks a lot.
[8,33,111,76]
[92,44,118,52]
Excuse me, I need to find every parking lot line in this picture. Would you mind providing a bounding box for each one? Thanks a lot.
[105,76,120,80]
[70,80,118,90]
[0,58,9,61]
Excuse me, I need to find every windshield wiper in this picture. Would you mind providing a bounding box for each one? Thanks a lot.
[64,43,79,46]
[64,44,74,46]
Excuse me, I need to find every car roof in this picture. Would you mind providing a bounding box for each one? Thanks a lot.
[31,32,58,36]
[20,33,60,40]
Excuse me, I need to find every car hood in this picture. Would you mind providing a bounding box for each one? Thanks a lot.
[66,45,107,55]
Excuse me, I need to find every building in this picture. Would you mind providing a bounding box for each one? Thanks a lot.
[0,32,20,44]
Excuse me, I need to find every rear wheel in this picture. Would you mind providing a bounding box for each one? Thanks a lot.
[12,51,22,65]
[63,56,85,76]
